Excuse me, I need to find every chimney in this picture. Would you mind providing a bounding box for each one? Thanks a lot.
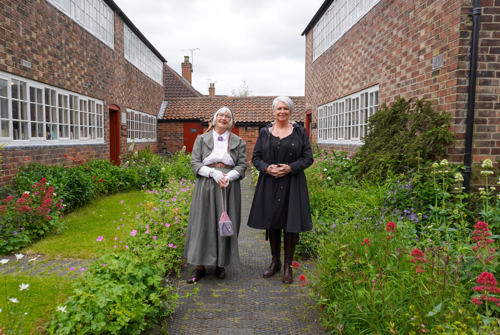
[209,83,215,97]
[181,56,192,84]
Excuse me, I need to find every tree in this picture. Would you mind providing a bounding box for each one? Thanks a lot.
[231,81,252,97]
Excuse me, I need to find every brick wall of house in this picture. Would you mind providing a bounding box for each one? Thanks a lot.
[0,0,164,186]
[305,0,499,168]
[157,122,185,153]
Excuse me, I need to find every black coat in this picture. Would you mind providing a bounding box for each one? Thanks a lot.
[247,123,313,233]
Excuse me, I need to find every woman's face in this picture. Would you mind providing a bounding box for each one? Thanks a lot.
[214,111,231,132]
[273,101,291,122]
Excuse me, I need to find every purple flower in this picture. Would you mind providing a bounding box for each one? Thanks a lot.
[130,230,137,236]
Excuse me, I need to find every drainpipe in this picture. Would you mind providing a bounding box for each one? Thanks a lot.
[463,0,481,193]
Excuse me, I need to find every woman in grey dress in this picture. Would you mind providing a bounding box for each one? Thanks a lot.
[184,107,247,284]
[247,96,313,284]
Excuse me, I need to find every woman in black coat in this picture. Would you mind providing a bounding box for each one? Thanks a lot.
[247,96,313,284]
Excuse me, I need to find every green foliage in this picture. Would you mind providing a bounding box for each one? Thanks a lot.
[303,151,500,334]
[355,98,454,181]
[46,178,195,334]
[0,178,65,254]
[47,252,176,335]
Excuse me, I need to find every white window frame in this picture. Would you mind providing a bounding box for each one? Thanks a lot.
[0,71,104,146]
[46,0,114,49]
[126,108,157,143]
[317,85,379,145]
[124,25,163,84]
[313,0,381,60]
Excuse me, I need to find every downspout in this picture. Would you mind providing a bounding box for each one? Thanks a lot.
[463,0,481,193]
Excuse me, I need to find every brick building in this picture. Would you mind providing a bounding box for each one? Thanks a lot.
[302,0,499,177]
[0,0,202,187]
[158,93,305,163]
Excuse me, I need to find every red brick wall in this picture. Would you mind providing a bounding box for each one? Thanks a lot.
[305,0,500,168]
[0,0,164,186]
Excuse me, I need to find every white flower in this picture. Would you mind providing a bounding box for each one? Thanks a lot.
[0,259,9,265]
[454,173,464,182]
[57,305,67,313]
[327,177,331,180]
[323,168,327,172]
[431,162,439,169]
[23,191,30,195]
[15,253,24,261]
[481,158,493,169]
[19,283,30,291]
[9,298,19,303]
[439,159,449,167]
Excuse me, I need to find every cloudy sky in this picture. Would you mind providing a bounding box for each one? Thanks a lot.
[114,0,324,97]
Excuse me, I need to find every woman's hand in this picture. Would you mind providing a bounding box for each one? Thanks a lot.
[266,164,291,178]
[218,174,229,188]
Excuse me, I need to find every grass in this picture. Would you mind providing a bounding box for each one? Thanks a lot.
[23,190,146,259]
[0,274,74,335]
[1,190,147,334]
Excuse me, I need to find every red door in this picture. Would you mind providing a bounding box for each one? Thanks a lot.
[305,110,312,138]
[231,126,239,136]
[184,121,203,152]
[109,105,120,165]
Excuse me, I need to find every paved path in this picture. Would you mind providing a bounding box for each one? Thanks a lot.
[156,175,326,335]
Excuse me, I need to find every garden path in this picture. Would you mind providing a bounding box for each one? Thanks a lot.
[154,174,326,335]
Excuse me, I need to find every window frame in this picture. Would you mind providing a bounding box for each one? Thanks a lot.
[0,71,104,147]
[126,108,157,143]
[317,85,379,145]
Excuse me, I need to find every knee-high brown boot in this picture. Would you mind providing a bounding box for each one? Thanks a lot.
[263,229,282,278]
[283,232,298,284]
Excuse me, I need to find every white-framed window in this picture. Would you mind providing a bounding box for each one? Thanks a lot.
[0,71,104,146]
[46,0,114,48]
[124,25,163,84]
[313,0,381,60]
[318,85,379,145]
[126,108,156,143]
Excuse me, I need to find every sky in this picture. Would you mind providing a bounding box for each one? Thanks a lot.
[113,0,324,97]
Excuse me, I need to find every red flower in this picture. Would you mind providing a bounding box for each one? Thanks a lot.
[410,248,427,273]
[386,221,396,233]
[299,274,307,281]
[292,261,300,269]
[471,272,500,307]
[99,179,103,183]
[362,238,371,246]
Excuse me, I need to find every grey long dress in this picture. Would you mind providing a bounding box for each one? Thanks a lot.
[184,131,247,267]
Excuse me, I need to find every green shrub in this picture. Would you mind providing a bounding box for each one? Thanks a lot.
[355,98,454,181]
[0,178,64,254]
[47,178,195,334]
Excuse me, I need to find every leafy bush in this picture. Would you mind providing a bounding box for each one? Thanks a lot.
[355,98,454,181]
[0,178,64,254]
[303,151,500,334]
[47,178,195,334]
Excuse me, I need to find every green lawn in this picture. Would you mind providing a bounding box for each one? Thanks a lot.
[0,190,147,333]
[0,275,74,335]
[24,190,147,259]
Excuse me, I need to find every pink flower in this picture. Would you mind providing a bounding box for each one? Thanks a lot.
[69,266,75,271]
[130,230,137,236]
[153,236,157,240]
[96,236,104,242]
